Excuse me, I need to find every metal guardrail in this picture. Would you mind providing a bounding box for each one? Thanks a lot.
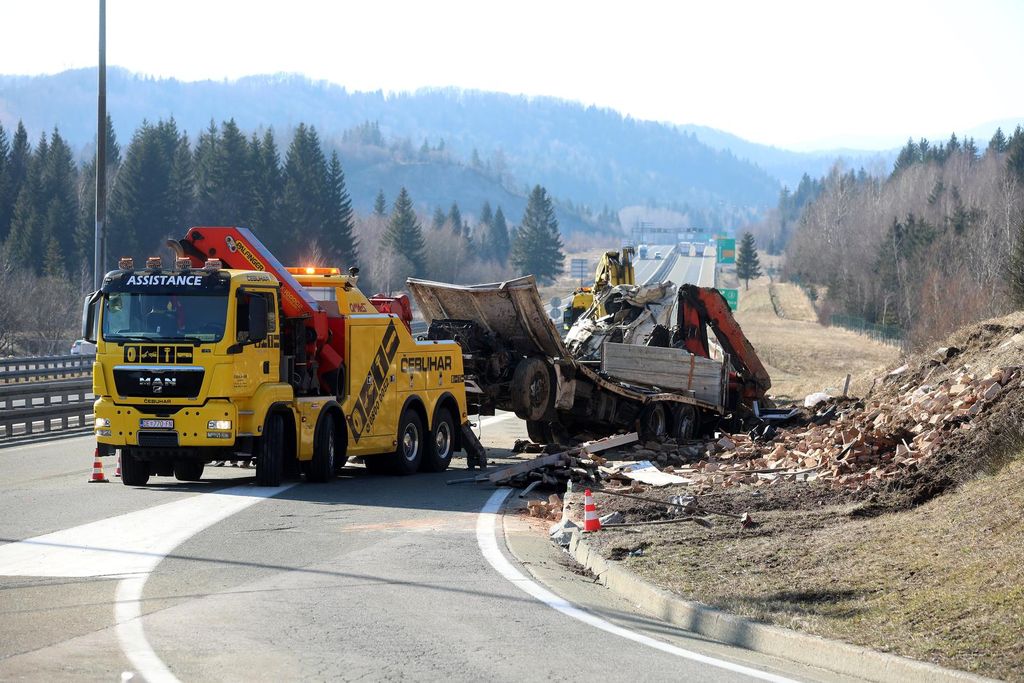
[0,378,94,441]
[0,354,92,383]
[2,323,424,442]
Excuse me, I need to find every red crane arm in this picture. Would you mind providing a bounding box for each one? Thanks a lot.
[169,227,342,394]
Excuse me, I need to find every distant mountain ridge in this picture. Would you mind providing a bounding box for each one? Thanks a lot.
[0,69,783,219]
[677,124,897,188]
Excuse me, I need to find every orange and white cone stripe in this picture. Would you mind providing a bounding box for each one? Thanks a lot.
[583,488,601,532]
[114,452,122,478]
[88,449,109,483]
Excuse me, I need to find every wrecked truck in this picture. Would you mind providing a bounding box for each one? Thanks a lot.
[407,276,770,444]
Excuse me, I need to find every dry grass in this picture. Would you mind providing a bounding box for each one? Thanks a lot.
[734,275,898,401]
[771,282,818,322]
[593,454,1024,681]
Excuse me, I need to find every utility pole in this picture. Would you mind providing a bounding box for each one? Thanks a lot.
[93,0,107,290]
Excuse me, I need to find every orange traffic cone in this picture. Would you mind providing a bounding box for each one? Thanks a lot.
[583,488,601,532]
[88,449,109,483]
[114,452,122,478]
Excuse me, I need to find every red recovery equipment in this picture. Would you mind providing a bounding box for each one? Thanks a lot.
[168,227,343,395]
[674,283,772,405]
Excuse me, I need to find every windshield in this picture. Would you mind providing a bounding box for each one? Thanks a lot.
[102,291,229,343]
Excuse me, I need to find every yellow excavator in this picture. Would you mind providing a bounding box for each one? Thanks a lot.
[562,246,636,329]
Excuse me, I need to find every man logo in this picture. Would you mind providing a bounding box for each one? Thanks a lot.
[139,377,176,394]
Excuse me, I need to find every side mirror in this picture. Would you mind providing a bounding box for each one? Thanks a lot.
[248,296,268,343]
[81,292,100,343]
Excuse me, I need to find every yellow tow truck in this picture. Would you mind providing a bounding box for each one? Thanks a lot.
[82,226,485,486]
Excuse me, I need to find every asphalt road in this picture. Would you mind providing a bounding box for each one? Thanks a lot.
[634,247,715,288]
[0,416,847,682]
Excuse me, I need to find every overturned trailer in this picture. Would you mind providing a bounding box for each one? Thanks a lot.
[407,276,764,444]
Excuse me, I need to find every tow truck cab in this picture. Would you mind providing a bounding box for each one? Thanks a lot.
[83,238,477,486]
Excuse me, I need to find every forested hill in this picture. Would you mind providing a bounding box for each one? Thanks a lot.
[0,68,782,214]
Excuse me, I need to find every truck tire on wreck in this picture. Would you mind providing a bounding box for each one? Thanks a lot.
[255,412,284,487]
[638,403,668,441]
[671,405,697,440]
[511,357,554,422]
[120,448,150,486]
[307,412,338,483]
[421,407,455,472]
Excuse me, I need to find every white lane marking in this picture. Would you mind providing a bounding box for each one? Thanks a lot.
[477,488,798,683]
[116,575,177,683]
[0,483,295,683]
[0,485,294,577]
[697,253,707,286]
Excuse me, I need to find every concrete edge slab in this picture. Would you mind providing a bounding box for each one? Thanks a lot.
[560,489,995,683]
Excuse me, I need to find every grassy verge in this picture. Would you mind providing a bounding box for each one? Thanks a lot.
[733,275,897,400]
[590,454,1024,680]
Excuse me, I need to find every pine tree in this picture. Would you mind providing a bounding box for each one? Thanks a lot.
[2,122,31,245]
[6,132,45,270]
[988,127,1008,154]
[280,123,329,261]
[37,128,79,276]
[0,126,8,242]
[381,187,426,276]
[373,189,387,217]
[892,138,919,174]
[165,120,195,232]
[322,151,358,267]
[248,129,282,243]
[447,201,464,237]
[75,114,121,268]
[1007,126,1024,184]
[736,231,762,290]
[511,185,564,284]
[107,119,186,260]
[476,200,493,259]
[192,121,220,220]
[431,206,446,231]
[488,205,511,265]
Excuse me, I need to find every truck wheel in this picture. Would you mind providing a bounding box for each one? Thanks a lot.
[511,357,553,421]
[120,448,150,486]
[389,408,424,475]
[255,413,283,487]
[173,460,204,481]
[421,408,455,472]
[526,420,553,444]
[639,403,668,441]
[671,405,697,441]
[307,412,338,483]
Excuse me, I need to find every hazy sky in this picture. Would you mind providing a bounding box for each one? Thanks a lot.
[2,0,1022,150]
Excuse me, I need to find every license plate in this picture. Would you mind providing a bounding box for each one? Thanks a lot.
[140,419,174,429]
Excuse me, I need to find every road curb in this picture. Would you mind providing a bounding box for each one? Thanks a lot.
[562,490,993,683]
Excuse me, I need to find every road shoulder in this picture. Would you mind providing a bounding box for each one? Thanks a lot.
[559,487,995,683]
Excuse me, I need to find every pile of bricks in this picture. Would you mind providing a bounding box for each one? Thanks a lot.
[525,494,564,520]
[670,365,1019,492]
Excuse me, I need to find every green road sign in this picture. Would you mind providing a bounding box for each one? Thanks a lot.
[717,238,736,264]
[721,288,739,310]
